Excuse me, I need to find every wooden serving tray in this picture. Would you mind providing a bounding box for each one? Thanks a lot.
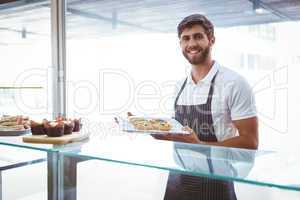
[22,131,89,145]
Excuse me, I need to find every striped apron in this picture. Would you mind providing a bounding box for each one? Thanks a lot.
[164,72,237,200]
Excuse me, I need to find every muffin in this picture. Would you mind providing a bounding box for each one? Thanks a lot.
[30,120,47,135]
[63,120,75,135]
[44,120,64,137]
[56,116,66,122]
[73,118,82,132]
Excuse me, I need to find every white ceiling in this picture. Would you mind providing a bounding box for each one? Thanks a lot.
[0,0,300,40]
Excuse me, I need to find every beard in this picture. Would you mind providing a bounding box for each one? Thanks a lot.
[182,45,210,65]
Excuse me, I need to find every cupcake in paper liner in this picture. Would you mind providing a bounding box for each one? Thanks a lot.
[63,119,75,135]
[73,118,82,132]
[44,120,64,137]
[30,120,47,135]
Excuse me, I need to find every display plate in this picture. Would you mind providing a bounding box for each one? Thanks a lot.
[0,128,31,136]
[117,116,189,135]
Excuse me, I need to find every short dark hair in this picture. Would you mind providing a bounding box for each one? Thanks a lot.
[177,14,214,39]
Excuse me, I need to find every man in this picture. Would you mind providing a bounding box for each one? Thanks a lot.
[153,14,259,200]
[154,14,258,150]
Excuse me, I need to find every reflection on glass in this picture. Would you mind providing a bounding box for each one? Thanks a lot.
[174,143,255,179]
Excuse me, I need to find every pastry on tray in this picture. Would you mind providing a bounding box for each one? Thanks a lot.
[27,116,83,137]
[0,124,27,131]
[44,120,64,137]
[0,115,30,131]
[132,120,153,130]
[0,115,29,123]
[63,120,75,135]
[73,118,82,132]
[149,119,172,131]
[128,117,172,131]
[30,120,47,135]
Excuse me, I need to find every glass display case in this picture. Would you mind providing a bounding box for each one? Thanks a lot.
[0,133,300,200]
[59,135,300,200]
[0,0,52,119]
[0,144,47,200]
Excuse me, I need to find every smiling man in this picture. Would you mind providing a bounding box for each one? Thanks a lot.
[154,14,259,200]
[154,14,258,150]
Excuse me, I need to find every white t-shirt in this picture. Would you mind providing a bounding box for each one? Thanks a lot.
[173,61,257,141]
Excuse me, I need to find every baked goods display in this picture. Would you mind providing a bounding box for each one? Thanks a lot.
[30,120,47,135]
[0,115,83,137]
[128,117,172,131]
[149,119,172,131]
[63,120,75,135]
[0,115,30,131]
[119,115,188,134]
[30,117,82,137]
[73,118,82,132]
[43,120,65,137]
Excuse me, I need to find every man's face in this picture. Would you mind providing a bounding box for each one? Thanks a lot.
[179,25,214,65]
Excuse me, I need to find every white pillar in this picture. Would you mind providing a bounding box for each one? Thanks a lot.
[51,0,66,118]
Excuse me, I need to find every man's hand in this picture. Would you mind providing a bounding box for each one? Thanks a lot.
[151,126,203,144]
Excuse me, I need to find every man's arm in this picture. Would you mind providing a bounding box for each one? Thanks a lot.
[203,117,258,149]
[152,116,258,150]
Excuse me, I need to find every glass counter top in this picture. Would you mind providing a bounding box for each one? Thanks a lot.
[0,145,46,170]
[0,125,299,192]
[59,134,300,192]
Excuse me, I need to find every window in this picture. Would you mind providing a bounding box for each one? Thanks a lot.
[0,0,52,119]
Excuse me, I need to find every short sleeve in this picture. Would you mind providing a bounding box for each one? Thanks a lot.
[227,77,257,121]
